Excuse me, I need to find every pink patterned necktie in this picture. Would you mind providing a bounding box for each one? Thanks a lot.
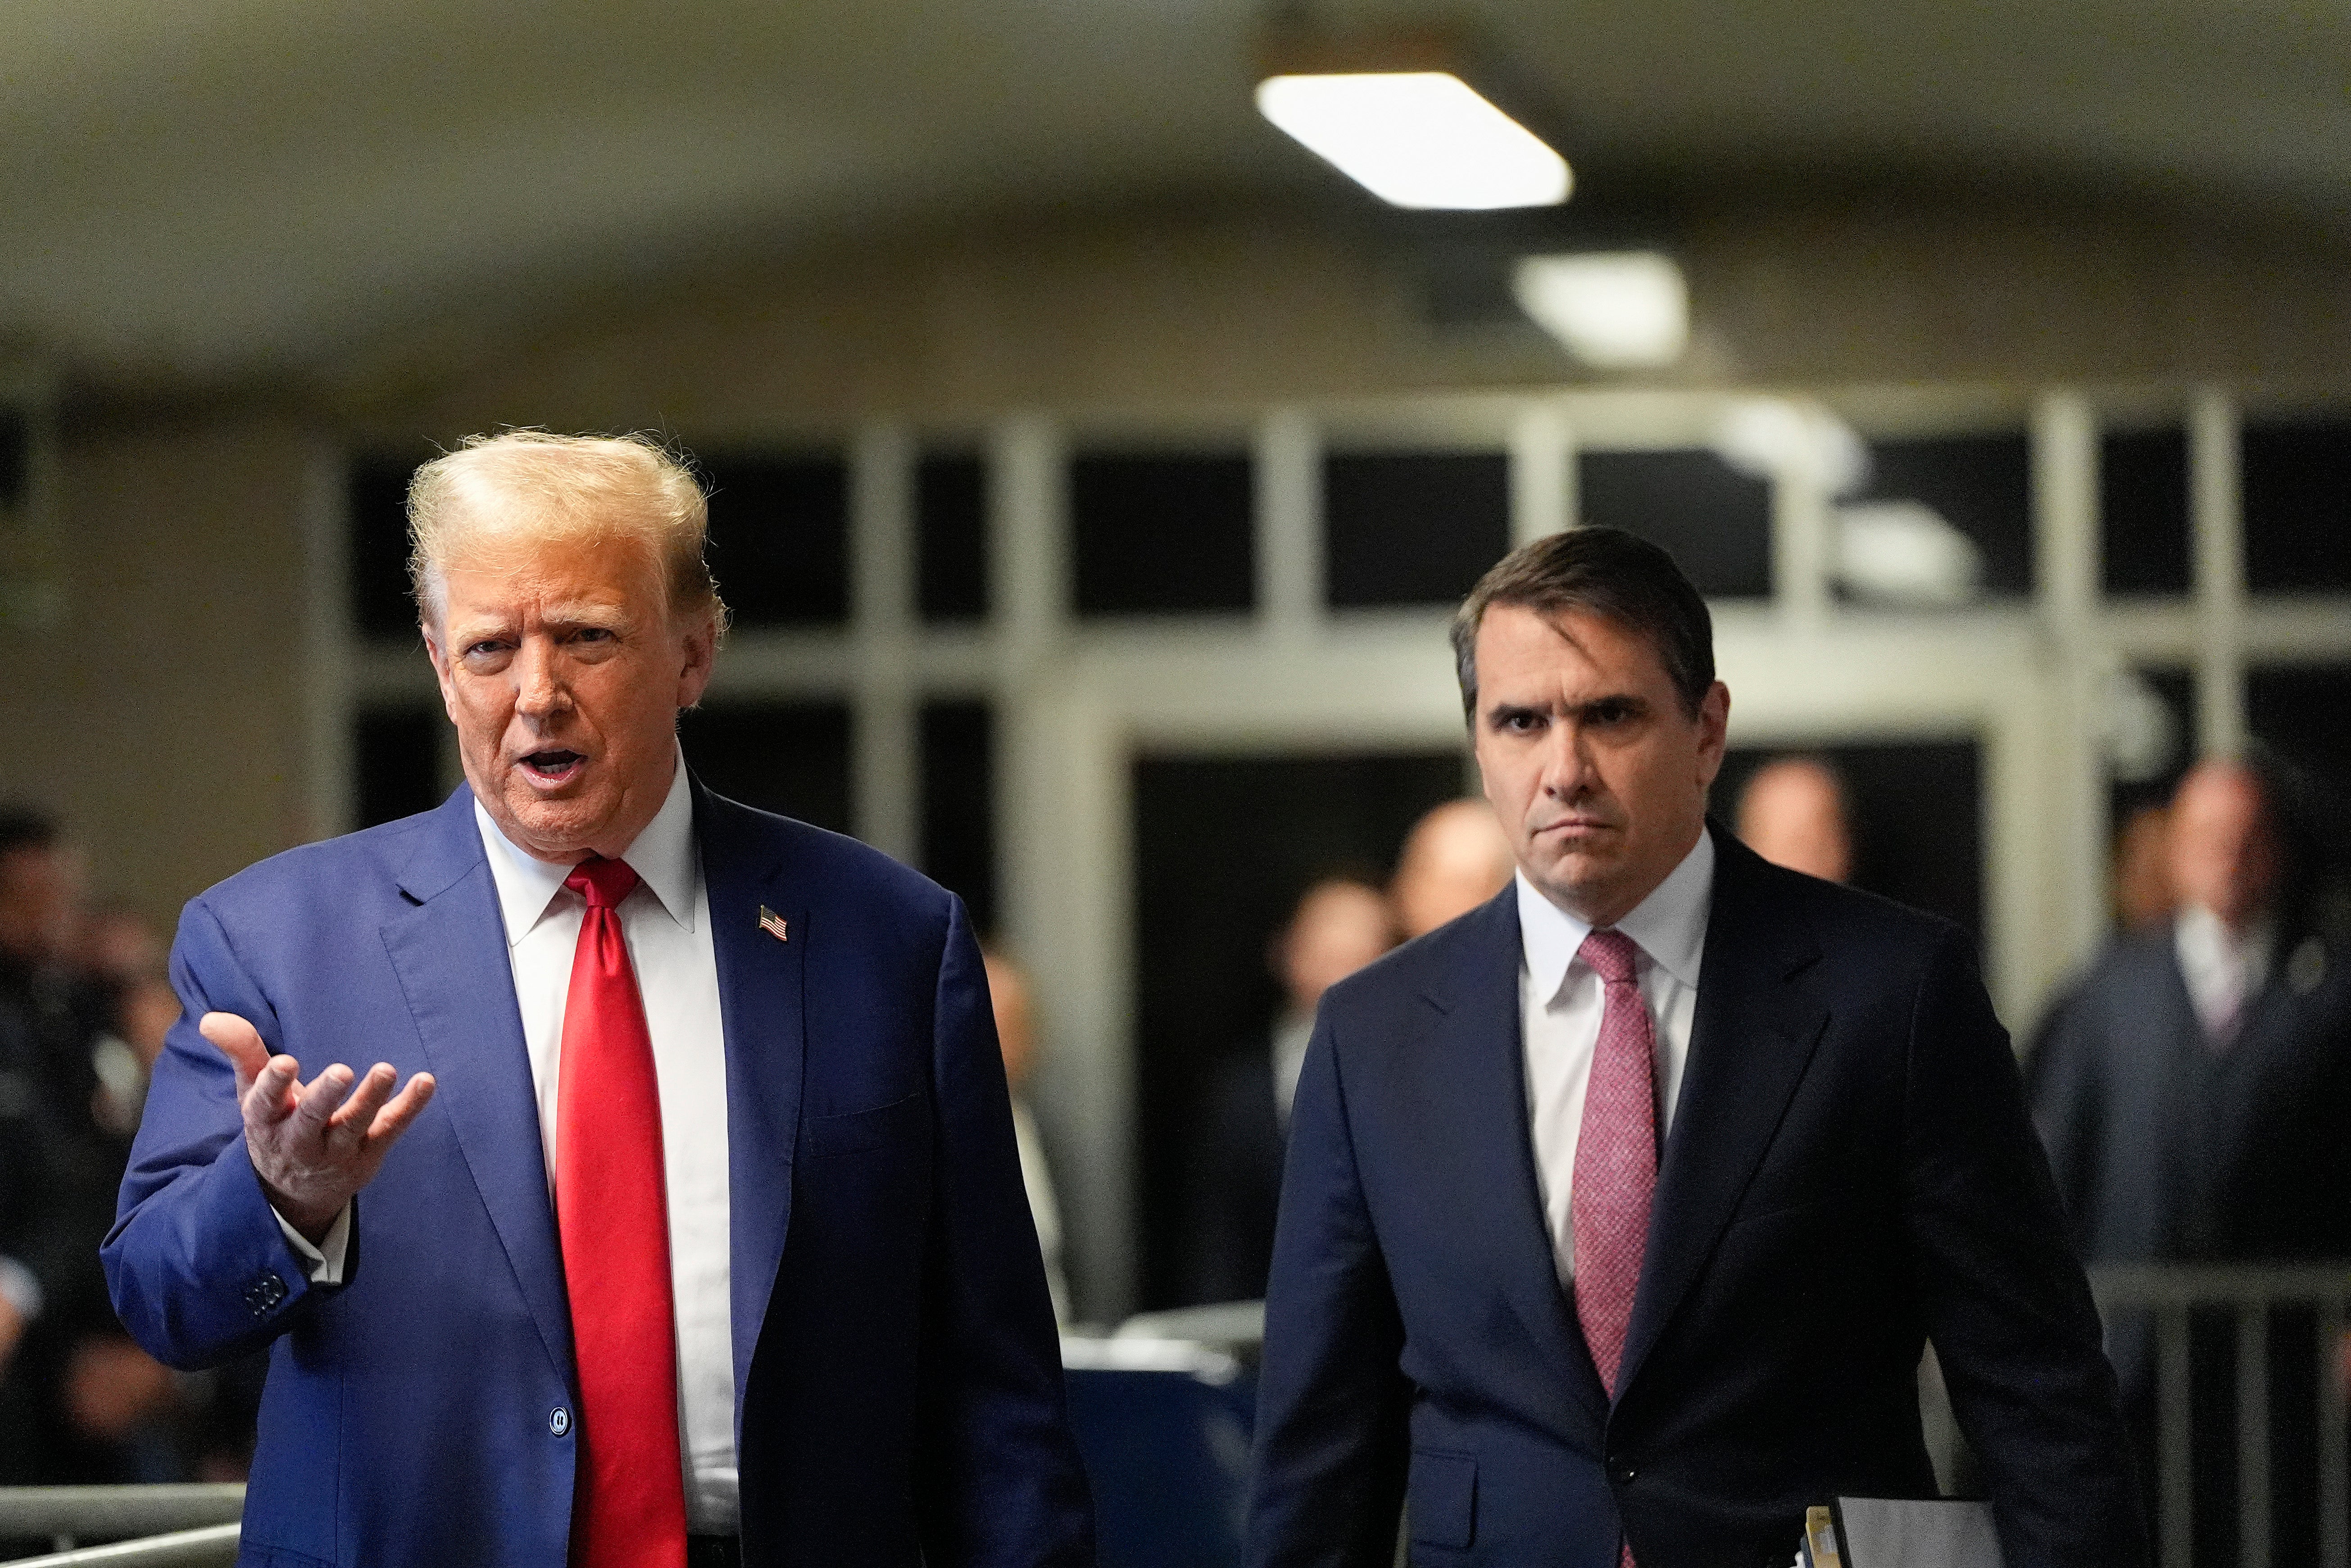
[1572,928,1657,1568]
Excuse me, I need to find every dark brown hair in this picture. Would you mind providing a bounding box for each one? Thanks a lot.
[1449,527,1715,724]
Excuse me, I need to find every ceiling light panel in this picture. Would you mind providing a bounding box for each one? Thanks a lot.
[1256,73,1571,210]
[1512,252,1688,368]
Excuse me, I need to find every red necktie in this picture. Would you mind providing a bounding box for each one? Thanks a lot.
[555,857,687,1568]
[1572,928,1657,1568]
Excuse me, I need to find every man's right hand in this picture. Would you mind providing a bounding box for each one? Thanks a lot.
[200,1011,437,1244]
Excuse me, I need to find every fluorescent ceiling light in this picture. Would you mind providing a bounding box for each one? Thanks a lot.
[1715,399,1871,495]
[1511,252,1688,368]
[1832,500,1982,607]
[1256,73,1570,210]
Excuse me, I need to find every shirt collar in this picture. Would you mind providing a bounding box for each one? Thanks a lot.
[2174,902,2273,987]
[1517,828,1715,1003]
[472,747,701,947]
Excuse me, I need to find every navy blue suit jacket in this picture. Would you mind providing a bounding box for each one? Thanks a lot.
[1245,827,2145,1568]
[104,782,1094,1568]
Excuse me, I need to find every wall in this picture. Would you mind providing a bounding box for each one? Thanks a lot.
[0,417,323,931]
[331,190,2351,442]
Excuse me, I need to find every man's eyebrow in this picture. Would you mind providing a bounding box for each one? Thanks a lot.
[539,602,634,625]
[1568,692,1648,716]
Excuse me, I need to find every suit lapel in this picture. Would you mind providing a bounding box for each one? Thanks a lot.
[693,784,808,1423]
[1424,891,1611,1435]
[378,787,576,1388]
[1617,829,1827,1399]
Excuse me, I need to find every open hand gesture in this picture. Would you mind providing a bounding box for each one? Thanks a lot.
[200,1011,437,1244]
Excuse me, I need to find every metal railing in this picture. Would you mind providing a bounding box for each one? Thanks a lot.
[7,1266,2345,1567]
[0,1486,242,1567]
[2090,1264,2351,1568]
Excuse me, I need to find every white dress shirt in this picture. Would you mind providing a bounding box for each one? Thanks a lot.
[1518,830,1714,1287]
[474,753,736,1533]
[2174,902,2272,1043]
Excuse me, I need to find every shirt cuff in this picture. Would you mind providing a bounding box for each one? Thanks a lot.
[0,1254,41,1323]
[273,1203,353,1287]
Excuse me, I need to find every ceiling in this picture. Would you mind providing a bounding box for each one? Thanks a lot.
[5,0,2344,392]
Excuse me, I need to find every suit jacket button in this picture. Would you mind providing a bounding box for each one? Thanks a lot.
[1608,1459,1637,1485]
[549,1407,572,1437]
[243,1272,288,1316]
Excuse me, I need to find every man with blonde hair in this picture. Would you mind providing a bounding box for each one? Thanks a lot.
[107,432,1093,1568]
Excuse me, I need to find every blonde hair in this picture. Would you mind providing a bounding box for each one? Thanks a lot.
[406,430,727,634]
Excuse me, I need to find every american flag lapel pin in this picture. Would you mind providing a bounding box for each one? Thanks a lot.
[758,906,789,943]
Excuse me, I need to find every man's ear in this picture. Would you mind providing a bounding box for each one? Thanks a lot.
[1695,681,1731,787]
[421,623,462,728]
[675,612,718,710]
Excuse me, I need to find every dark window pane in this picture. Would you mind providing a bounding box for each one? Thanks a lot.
[1577,449,1772,598]
[2249,665,2351,815]
[2244,419,2351,593]
[1325,452,1510,607]
[1716,740,1982,939]
[1132,751,1466,1309]
[355,705,444,828]
[0,408,27,512]
[2246,665,2351,937]
[2101,428,2191,596]
[349,454,425,639]
[917,453,989,622]
[1853,434,2033,597]
[920,701,996,932]
[702,454,849,627]
[681,702,852,834]
[1071,453,1254,616]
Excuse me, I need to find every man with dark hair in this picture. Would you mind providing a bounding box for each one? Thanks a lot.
[1247,528,2145,1568]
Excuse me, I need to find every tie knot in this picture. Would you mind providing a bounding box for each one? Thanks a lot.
[1579,927,1641,985]
[565,857,640,909]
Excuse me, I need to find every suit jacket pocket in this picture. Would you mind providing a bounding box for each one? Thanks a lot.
[802,1090,927,1159]
[1726,1194,1829,1232]
[1408,1450,1477,1549]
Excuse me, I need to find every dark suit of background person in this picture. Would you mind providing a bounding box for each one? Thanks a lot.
[2031,757,2351,1568]
[1245,527,2145,1568]
[103,433,1091,1568]
[1185,878,1395,1306]
[0,812,183,1491]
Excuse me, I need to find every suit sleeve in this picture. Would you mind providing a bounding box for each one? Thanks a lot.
[1244,1011,1409,1568]
[1903,927,2150,1568]
[911,896,1096,1568]
[100,896,336,1371]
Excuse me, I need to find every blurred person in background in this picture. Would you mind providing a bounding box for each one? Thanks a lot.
[986,947,1069,1325]
[1390,798,1514,941]
[2108,802,2176,933]
[0,811,184,1487]
[1183,876,1393,1305]
[1732,754,1853,884]
[2030,757,2351,1566]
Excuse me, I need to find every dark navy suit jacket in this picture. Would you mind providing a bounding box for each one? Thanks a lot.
[103,782,1094,1568]
[2029,925,2351,1394]
[1245,827,2145,1568]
